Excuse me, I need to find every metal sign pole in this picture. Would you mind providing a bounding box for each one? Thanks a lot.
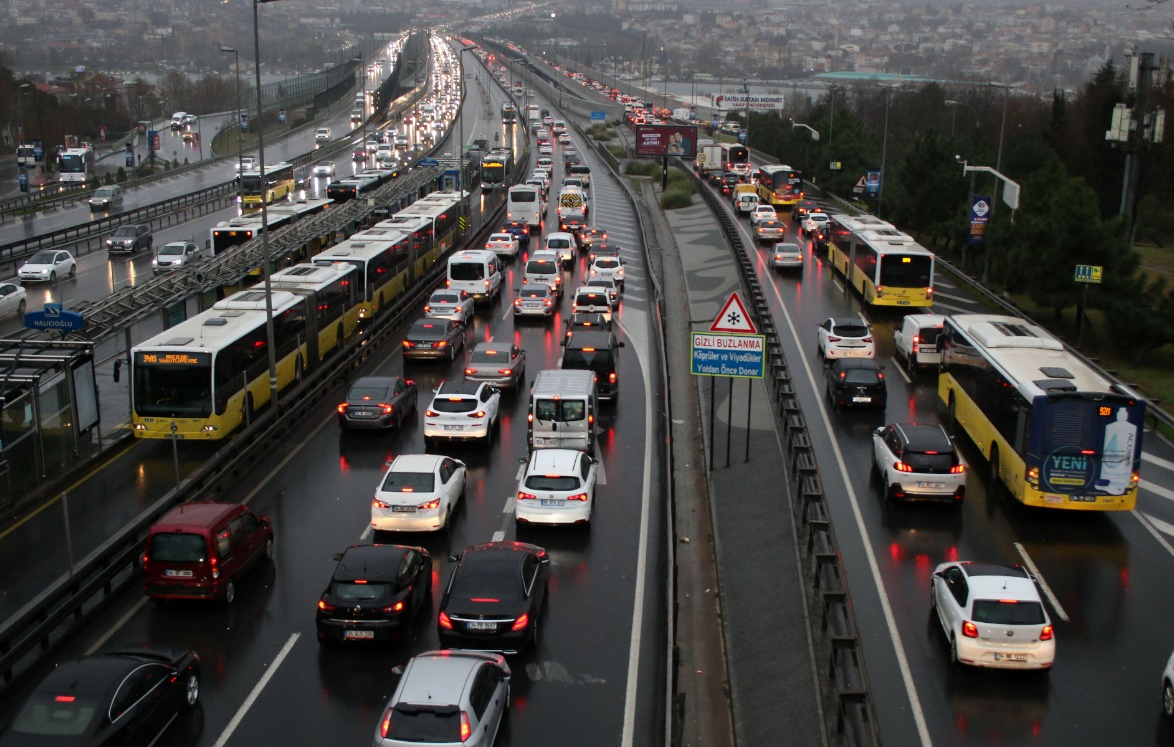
[745,379,752,463]
[62,493,74,576]
[709,377,716,471]
[725,376,733,468]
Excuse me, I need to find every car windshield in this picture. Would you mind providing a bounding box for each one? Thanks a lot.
[382,470,436,492]
[94,188,115,197]
[386,705,461,741]
[841,369,881,385]
[431,397,476,413]
[150,532,207,563]
[159,244,186,256]
[28,251,55,264]
[834,324,869,338]
[525,474,581,491]
[330,581,390,601]
[972,599,1046,625]
[10,693,101,736]
[112,227,138,238]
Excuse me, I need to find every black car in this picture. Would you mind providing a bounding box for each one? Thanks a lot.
[105,224,153,255]
[503,220,531,246]
[316,544,432,644]
[826,359,887,410]
[588,241,622,263]
[791,198,819,223]
[438,541,550,655]
[403,318,465,361]
[1,646,199,746]
[719,172,741,195]
[564,312,612,341]
[337,375,418,430]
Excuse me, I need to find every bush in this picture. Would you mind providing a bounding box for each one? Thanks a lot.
[606,144,626,159]
[666,168,696,193]
[116,167,127,183]
[624,160,660,177]
[661,187,694,209]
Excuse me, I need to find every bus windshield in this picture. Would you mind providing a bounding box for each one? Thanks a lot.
[58,154,86,173]
[879,255,932,287]
[239,175,270,194]
[133,359,213,417]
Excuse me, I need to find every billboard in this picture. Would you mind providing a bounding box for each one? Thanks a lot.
[711,93,785,111]
[634,124,699,158]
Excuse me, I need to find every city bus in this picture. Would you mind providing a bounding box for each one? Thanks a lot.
[312,230,413,319]
[269,262,361,362]
[825,214,935,308]
[938,314,1145,510]
[480,148,513,191]
[756,164,803,208]
[239,161,296,209]
[385,190,464,259]
[720,143,750,177]
[130,289,310,440]
[210,198,332,255]
[501,102,517,124]
[56,147,95,184]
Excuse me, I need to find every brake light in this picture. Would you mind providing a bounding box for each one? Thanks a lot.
[318,599,336,612]
[1040,624,1054,641]
[337,403,348,414]
[949,464,966,474]
[828,336,841,343]
[460,711,472,741]
[402,340,415,348]
[484,279,490,288]
[511,613,530,631]
[567,493,588,501]
[468,410,487,418]
[424,305,431,313]
[445,280,450,288]
[379,403,393,414]
[514,298,522,306]
[609,372,616,383]
[465,368,477,375]
[439,611,453,629]
[894,462,913,472]
[419,498,440,509]
[425,409,439,417]
[962,621,979,638]
[54,695,76,703]
[373,499,392,509]
[432,340,447,349]
[544,298,552,307]
[498,368,513,375]
[517,491,537,501]
[381,710,393,739]
[875,286,884,297]
[862,337,873,343]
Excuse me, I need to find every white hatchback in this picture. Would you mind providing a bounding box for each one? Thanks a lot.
[371,454,466,533]
[515,449,598,527]
[817,317,875,359]
[589,256,625,289]
[423,381,501,448]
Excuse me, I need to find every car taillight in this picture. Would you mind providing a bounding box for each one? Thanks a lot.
[381,710,393,739]
[439,611,453,629]
[498,368,513,375]
[517,491,537,501]
[445,280,451,288]
[894,462,913,472]
[373,499,392,509]
[432,340,448,348]
[318,599,336,613]
[418,498,440,510]
[522,278,528,284]
[950,464,966,474]
[567,493,588,502]
[382,601,406,614]
[468,410,487,419]
[609,372,616,383]
[425,409,439,417]
[423,305,431,313]
[403,340,415,348]
[514,298,522,306]
[1040,624,1054,641]
[460,711,472,742]
[379,403,393,414]
[544,299,552,307]
[484,279,490,288]
[337,403,348,414]
[962,621,979,638]
[828,336,841,343]
[862,337,873,343]
[511,613,530,631]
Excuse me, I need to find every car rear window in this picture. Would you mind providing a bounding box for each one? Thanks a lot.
[470,349,507,364]
[449,262,485,281]
[972,599,1046,625]
[410,323,446,340]
[919,327,943,346]
[595,259,620,269]
[564,348,614,370]
[835,324,869,338]
[432,398,477,413]
[903,452,958,472]
[841,369,881,385]
[331,580,391,601]
[386,705,461,741]
[149,532,207,563]
[10,693,100,736]
[526,261,557,275]
[546,238,571,249]
[520,288,548,299]
[348,386,389,401]
[382,471,435,492]
[535,398,586,422]
[525,474,581,491]
[431,292,461,304]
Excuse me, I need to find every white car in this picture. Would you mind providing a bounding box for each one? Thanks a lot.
[803,212,831,237]
[515,448,598,527]
[424,289,474,324]
[816,317,875,359]
[930,561,1055,670]
[750,205,777,227]
[871,423,966,502]
[312,160,336,177]
[1162,650,1174,719]
[589,256,625,289]
[538,142,553,155]
[423,380,501,448]
[770,242,803,270]
[558,133,572,145]
[536,128,550,139]
[485,232,520,258]
[371,454,466,532]
[536,156,553,170]
[314,127,332,143]
[152,241,204,274]
[18,250,75,283]
[0,282,27,317]
[531,170,550,190]
[236,155,257,172]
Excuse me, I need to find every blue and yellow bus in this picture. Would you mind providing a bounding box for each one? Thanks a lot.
[756,164,803,208]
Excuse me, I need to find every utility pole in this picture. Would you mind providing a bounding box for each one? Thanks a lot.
[1110,49,1166,253]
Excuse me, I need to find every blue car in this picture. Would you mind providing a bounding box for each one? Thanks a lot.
[503,220,531,246]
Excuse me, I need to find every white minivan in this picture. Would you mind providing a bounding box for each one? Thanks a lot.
[528,369,598,452]
[508,185,542,229]
[447,250,502,303]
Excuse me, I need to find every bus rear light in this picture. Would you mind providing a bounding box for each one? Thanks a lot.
[875,286,884,297]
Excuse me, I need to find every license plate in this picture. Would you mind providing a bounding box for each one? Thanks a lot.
[1070,495,1097,503]
[535,438,549,445]
[443,425,462,431]
[391,505,416,513]
[466,621,496,631]
[164,569,193,577]
[541,499,565,506]
[896,301,911,305]
[852,396,872,403]
[917,482,944,489]
[344,630,375,639]
[525,302,542,309]
[353,411,376,418]
[994,652,1027,662]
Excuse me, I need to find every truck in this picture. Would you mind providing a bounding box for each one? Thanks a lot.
[671,107,692,123]
[696,140,723,182]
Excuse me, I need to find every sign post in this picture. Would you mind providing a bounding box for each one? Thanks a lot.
[24,302,86,334]
[1074,264,1103,348]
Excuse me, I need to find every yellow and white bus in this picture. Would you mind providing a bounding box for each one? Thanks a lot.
[269,262,361,362]
[824,214,935,308]
[756,164,803,208]
[239,161,296,210]
[939,314,1145,510]
[313,230,413,320]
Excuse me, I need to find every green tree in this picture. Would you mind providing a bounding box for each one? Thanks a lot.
[887,130,967,240]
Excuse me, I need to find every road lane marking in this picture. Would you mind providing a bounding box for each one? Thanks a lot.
[1140,479,1174,502]
[1134,512,1174,560]
[832,278,844,294]
[1012,542,1070,622]
[893,362,911,384]
[213,632,300,747]
[87,598,149,655]
[760,260,932,746]
[1143,452,1174,471]
[503,496,516,513]
[492,530,505,542]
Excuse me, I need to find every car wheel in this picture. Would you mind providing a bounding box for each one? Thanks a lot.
[68,264,76,277]
[1164,679,1174,719]
[264,536,274,560]
[49,271,56,282]
[989,445,1004,500]
[949,634,961,667]
[945,391,958,433]
[223,580,236,606]
[182,671,200,708]
[17,299,25,315]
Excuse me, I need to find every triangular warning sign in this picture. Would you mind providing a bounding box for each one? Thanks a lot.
[709,292,758,334]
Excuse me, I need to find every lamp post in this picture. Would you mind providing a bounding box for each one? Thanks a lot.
[877,82,901,220]
[944,98,980,160]
[458,44,476,238]
[741,78,750,149]
[987,81,1023,176]
[251,0,281,411]
[219,46,244,177]
[17,83,29,144]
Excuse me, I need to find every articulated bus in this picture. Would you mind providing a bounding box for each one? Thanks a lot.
[481,148,513,191]
[756,164,803,208]
[240,161,296,209]
[938,314,1145,510]
[825,214,935,308]
[210,198,332,255]
[269,262,361,362]
[720,143,750,177]
[57,148,95,184]
[313,230,413,319]
[380,191,464,266]
[131,289,310,440]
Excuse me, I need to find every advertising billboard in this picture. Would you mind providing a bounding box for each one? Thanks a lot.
[634,124,699,158]
[711,93,785,111]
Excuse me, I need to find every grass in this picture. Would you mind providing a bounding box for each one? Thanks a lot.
[585,123,616,141]
[665,167,696,194]
[661,188,694,209]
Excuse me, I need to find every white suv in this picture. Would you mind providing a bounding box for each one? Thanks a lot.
[817,317,875,359]
[515,449,598,527]
[315,127,332,143]
[423,381,501,448]
[872,423,966,502]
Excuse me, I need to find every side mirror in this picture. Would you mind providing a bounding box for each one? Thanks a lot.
[391,665,404,678]
[560,339,567,347]
[331,552,344,562]
[448,554,461,563]
[113,359,123,383]
[873,427,883,437]
[539,555,551,564]
[385,460,395,467]
[617,341,626,348]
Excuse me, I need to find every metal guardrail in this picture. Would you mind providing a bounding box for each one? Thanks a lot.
[686,166,881,746]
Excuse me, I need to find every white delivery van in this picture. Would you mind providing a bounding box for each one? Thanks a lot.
[447,249,502,303]
[893,313,946,373]
[508,185,542,229]
[522,250,562,296]
[170,112,187,130]
[543,232,576,269]
[529,369,598,452]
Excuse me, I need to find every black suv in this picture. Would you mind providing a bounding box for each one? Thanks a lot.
[562,330,624,401]
[791,199,819,223]
[825,359,886,411]
[106,224,153,255]
[719,172,741,195]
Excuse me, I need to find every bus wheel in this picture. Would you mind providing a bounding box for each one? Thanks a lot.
[294,355,304,383]
[945,391,957,432]
[988,445,1004,500]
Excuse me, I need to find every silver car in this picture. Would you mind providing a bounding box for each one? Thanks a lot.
[464,341,526,388]
[373,649,510,747]
[770,242,803,270]
[152,241,204,274]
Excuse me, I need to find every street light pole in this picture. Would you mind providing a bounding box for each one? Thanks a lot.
[252,0,281,410]
[877,82,901,220]
[458,44,476,239]
[945,99,980,160]
[219,46,244,178]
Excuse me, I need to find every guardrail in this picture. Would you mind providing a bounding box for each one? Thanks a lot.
[686,165,881,746]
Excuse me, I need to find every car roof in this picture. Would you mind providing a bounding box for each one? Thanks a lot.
[892,424,953,452]
[154,501,240,530]
[831,317,869,327]
[957,563,1040,601]
[398,653,482,704]
[527,448,583,473]
[333,544,411,583]
[437,380,484,396]
[409,319,453,335]
[565,330,614,349]
[36,654,143,696]
[774,243,801,250]
[831,358,881,372]
[351,376,400,391]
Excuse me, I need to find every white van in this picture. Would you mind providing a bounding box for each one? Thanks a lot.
[447,250,502,303]
[508,185,542,229]
[543,232,576,269]
[170,112,187,130]
[522,250,562,296]
[529,369,598,452]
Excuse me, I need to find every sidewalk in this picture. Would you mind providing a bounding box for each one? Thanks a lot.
[641,178,826,746]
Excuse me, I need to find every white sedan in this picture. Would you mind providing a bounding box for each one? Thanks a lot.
[424,289,474,324]
[18,250,76,284]
[485,232,519,258]
[930,561,1055,670]
[371,454,466,533]
[312,160,336,177]
[749,205,778,227]
[515,448,598,527]
[0,282,27,317]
